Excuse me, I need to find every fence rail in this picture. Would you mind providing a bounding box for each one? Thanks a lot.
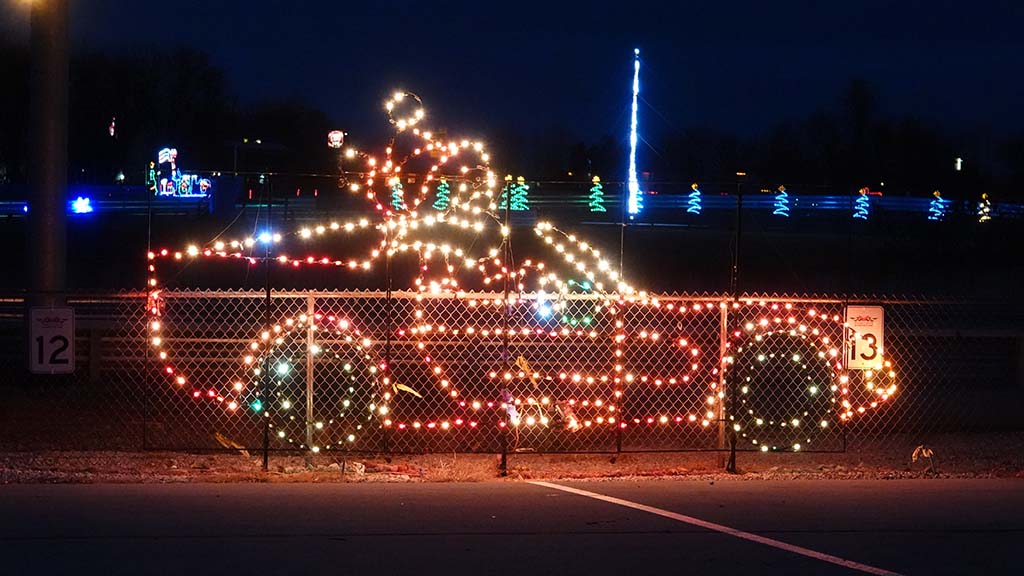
[1,292,1021,456]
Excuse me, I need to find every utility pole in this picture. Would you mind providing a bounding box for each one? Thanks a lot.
[730,172,745,298]
[29,0,69,308]
[725,171,745,473]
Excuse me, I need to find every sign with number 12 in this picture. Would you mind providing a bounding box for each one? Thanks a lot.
[29,307,75,374]
[845,306,884,370]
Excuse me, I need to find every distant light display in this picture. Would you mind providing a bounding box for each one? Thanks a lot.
[327,130,345,149]
[499,175,530,211]
[147,148,212,198]
[432,177,451,211]
[853,188,870,220]
[977,193,991,223]
[773,185,790,217]
[390,180,405,211]
[511,176,530,211]
[588,176,606,212]
[928,190,947,221]
[627,49,642,217]
[71,196,94,214]
[687,183,703,215]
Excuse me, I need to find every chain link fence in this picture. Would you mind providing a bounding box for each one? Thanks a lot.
[1,292,1021,456]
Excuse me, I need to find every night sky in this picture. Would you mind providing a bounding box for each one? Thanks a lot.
[3,0,1023,143]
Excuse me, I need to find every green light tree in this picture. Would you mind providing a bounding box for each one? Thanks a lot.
[588,176,606,212]
[390,180,405,211]
[499,175,511,210]
[510,176,530,211]
[433,177,451,211]
[499,175,530,211]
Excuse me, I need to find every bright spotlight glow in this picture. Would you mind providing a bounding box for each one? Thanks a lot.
[627,49,642,216]
[71,196,94,214]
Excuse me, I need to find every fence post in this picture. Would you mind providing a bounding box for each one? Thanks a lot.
[614,396,623,461]
[500,425,508,477]
[88,329,103,383]
[261,179,272,472]
[142,299,150,451]
[499,181,511,477]
[383,230,393,464]
[614,298,624,461]
[1017,336,1024,390]
[717,300,728,468]
[305,294,315,466]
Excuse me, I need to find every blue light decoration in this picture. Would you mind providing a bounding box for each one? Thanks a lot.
[535,291,554,319]
[687,182,703,214]
[147,147,212,198]
[626,49,643,218]
[772,185,790,217]
[928,190,947,221]
[853,187,871,220]
[70,196,94,214]
[534,285,597,326]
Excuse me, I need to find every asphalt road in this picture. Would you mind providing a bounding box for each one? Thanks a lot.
[1,479,1021,575]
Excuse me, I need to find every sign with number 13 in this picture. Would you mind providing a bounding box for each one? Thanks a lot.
[845,306,884,370]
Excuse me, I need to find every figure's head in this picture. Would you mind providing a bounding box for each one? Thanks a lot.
[933,190,942,198]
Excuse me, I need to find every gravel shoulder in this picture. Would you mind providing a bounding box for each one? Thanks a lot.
[2,432,1021,484]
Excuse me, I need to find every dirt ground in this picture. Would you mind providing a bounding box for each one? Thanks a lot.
[2,432,1022,484]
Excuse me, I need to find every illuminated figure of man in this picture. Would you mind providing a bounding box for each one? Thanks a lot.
[156,148,182,196]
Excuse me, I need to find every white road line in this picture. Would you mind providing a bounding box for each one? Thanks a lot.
[529,481,904,576]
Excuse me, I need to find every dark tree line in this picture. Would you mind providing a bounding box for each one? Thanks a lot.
[1,42,1022,201]
[0,41,336,188]
[538,79,1023,200]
